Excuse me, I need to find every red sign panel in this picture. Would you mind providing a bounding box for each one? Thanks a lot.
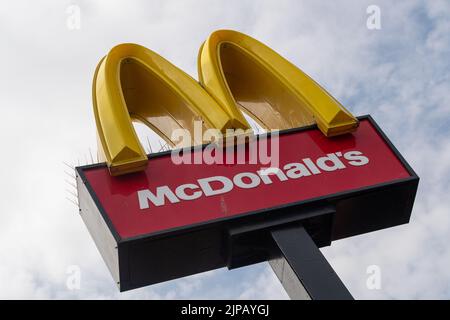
[81,118,411,240]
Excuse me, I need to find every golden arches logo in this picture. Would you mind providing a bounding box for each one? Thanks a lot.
[93,30,359,176]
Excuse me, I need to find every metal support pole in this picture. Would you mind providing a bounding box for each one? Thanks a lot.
[269,223,353,300]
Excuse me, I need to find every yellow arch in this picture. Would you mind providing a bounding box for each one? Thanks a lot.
[93,43,249,176]
[198,30,359,136]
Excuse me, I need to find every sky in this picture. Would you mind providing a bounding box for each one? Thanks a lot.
[0,0,449,299]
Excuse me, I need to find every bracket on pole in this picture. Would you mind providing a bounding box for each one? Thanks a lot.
[270,224,353,300]
[227,204,353,300]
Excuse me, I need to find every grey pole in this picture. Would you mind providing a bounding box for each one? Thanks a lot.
[269,224,353,300]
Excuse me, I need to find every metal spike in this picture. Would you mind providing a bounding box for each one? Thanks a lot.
[66,197,79,208]
[65,179,77,189]
[64,170,76,179]
[163,142,170,151]
[66,189,78,198]
[63,161,75,170]
[147,136,153,154]
[158,141,165,152]
[89,148,94,164]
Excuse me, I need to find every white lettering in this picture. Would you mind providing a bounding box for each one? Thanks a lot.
[258,167,288,184]
[283,163,311,179]
[316,153,347,172]
[344,151,370,166]
[233,172,261,189]
[198,176,234,197]
[138,150,370,209]
[302,158,321,175]
[138,187,180,209]
[175,184,202,201]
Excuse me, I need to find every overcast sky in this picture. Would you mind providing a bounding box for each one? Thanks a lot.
[0,0,449,299]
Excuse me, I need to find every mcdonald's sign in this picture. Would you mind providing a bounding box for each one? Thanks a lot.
[77,30,418,297]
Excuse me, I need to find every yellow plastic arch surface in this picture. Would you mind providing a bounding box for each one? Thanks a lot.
[198,30,359,136]
[94,32,359,176]
[93,43,248,176]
